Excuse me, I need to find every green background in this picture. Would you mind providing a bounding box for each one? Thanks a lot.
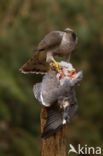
[0,0,103,155]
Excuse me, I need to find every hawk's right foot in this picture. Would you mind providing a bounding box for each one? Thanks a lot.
[50,59,62,73]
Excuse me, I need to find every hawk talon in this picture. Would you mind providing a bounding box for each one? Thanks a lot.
[50,59,62,72]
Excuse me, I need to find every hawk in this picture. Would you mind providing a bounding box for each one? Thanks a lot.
[20,28,78,74]
[33,62,83,138]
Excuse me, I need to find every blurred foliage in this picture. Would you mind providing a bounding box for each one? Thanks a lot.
[0,0,103,155]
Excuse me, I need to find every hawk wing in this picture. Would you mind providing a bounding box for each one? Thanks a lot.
[37,31,63,51]
[20,31,63,74]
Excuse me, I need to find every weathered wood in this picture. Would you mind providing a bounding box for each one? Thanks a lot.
[40,107,67,156]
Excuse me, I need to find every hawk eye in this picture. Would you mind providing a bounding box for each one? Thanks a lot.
[71,32,76,40]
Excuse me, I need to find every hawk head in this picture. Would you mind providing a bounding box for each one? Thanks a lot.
[64,27,77,42]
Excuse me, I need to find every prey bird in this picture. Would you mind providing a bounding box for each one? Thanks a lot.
[33,62,83,138]
[20,28,78,74]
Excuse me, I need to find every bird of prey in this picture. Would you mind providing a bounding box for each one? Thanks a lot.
[33,62,83,138]
[20,28,78,74]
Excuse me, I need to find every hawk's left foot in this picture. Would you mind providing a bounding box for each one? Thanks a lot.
[50,58,62,73]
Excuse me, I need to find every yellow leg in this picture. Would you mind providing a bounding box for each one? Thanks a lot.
[50,58,62,72]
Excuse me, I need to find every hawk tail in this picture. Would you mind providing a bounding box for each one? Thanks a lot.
[19,51,49,74]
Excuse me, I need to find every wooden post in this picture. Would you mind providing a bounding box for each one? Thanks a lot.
[40,107,67,156]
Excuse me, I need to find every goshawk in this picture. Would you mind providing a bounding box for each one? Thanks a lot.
[20,28,78,74]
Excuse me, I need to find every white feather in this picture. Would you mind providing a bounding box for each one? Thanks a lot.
[62,119,66,125]
[40,92,50,107]
[20,69,46,75]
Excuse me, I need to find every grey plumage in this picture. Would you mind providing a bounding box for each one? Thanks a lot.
[33,83,41,103]
[33,62,83,138]
[41,104,63,138]
[33,71,76,106]
[33,68,83,107]
[41,94,78,138]
[40,71,71,106]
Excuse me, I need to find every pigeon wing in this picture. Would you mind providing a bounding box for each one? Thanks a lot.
[33,83,42,103]
[41,104,63,138]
